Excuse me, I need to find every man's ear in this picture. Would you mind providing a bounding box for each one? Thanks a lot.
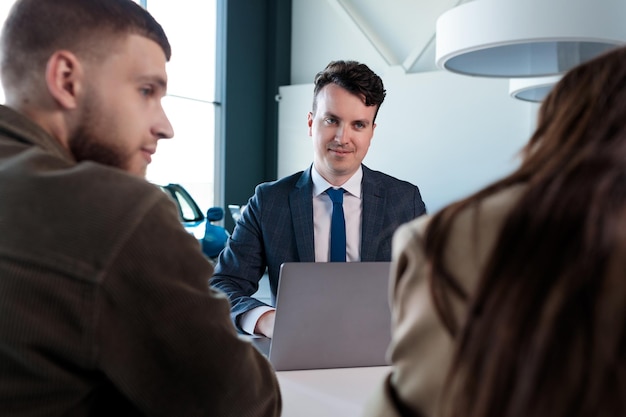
[307,111,313,136]
[45,50,83,110]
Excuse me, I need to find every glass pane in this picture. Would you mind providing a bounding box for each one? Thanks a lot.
[147,95,215,210]
[145,0,216,101]
[144,0,217,211]
[0,1,16,103]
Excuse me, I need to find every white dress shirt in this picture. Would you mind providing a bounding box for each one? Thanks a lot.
[311,165,362,262]
[241,166,364,335]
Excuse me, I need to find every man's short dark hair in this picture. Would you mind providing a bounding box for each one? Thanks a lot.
[312,60,386,121]
[1,0,170,91]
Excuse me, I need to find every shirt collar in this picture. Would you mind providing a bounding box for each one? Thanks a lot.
[311,165,363,199]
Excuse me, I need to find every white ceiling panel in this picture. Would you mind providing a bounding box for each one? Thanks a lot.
[330,0,467,73]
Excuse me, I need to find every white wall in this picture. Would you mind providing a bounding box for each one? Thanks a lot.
[281,0,540,213]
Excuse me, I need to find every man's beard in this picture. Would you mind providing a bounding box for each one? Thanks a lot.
[68,93,132,174]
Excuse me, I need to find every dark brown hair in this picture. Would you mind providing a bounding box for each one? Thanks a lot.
[312,60,386,121]
[425,46,626,417]
[1,0,170,91]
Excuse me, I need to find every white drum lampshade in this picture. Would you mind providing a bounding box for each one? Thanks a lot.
[509,75,562,102]
[436,0,626,78]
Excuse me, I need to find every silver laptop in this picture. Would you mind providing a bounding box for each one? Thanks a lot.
[257,262,392,371]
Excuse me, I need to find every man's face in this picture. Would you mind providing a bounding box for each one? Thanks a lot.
[308,83,377,186]
[69,34,174,177]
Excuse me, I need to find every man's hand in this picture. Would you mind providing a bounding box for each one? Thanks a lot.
[254,310,276,338]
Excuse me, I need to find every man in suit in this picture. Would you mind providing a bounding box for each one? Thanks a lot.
[210,60,427,338]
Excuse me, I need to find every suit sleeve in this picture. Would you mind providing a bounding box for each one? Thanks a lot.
[210,186,271,332]
[412,183,427,217]
[96,196,281,417]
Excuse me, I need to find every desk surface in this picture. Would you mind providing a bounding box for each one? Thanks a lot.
[276,366,390,417]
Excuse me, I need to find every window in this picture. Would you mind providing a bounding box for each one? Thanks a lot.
[0,2,12,103]
[0,0,218,212]
[138,1,218,212]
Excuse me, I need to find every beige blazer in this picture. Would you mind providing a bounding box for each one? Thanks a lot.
[365,185,526,417]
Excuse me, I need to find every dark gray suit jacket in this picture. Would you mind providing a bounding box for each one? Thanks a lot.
[210,164,426,332]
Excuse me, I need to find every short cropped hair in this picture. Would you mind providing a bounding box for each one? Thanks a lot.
[0,0,170,92]
[312,60,386,121]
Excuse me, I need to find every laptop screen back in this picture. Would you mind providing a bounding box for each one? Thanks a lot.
[268,262,392,371]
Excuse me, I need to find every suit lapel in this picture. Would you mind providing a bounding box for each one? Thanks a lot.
[360,166,385,261]
[290,167,315,261]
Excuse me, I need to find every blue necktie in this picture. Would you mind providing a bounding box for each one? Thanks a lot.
[326,188,346,262]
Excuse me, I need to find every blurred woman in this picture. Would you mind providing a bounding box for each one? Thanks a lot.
[367,46,626,417]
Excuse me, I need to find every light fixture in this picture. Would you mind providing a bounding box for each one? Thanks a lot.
[436,0,626,78]
[509,75,562,103]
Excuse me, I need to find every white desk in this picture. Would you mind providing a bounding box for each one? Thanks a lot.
[276,366,390,417]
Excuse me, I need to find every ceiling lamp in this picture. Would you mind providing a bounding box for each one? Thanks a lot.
[436,0,626,78]
[509,75,562,103]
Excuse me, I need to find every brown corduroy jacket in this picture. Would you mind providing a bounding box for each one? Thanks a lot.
[0,105,281,417]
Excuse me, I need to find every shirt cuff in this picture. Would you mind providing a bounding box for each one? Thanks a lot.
[240,306,276,335]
